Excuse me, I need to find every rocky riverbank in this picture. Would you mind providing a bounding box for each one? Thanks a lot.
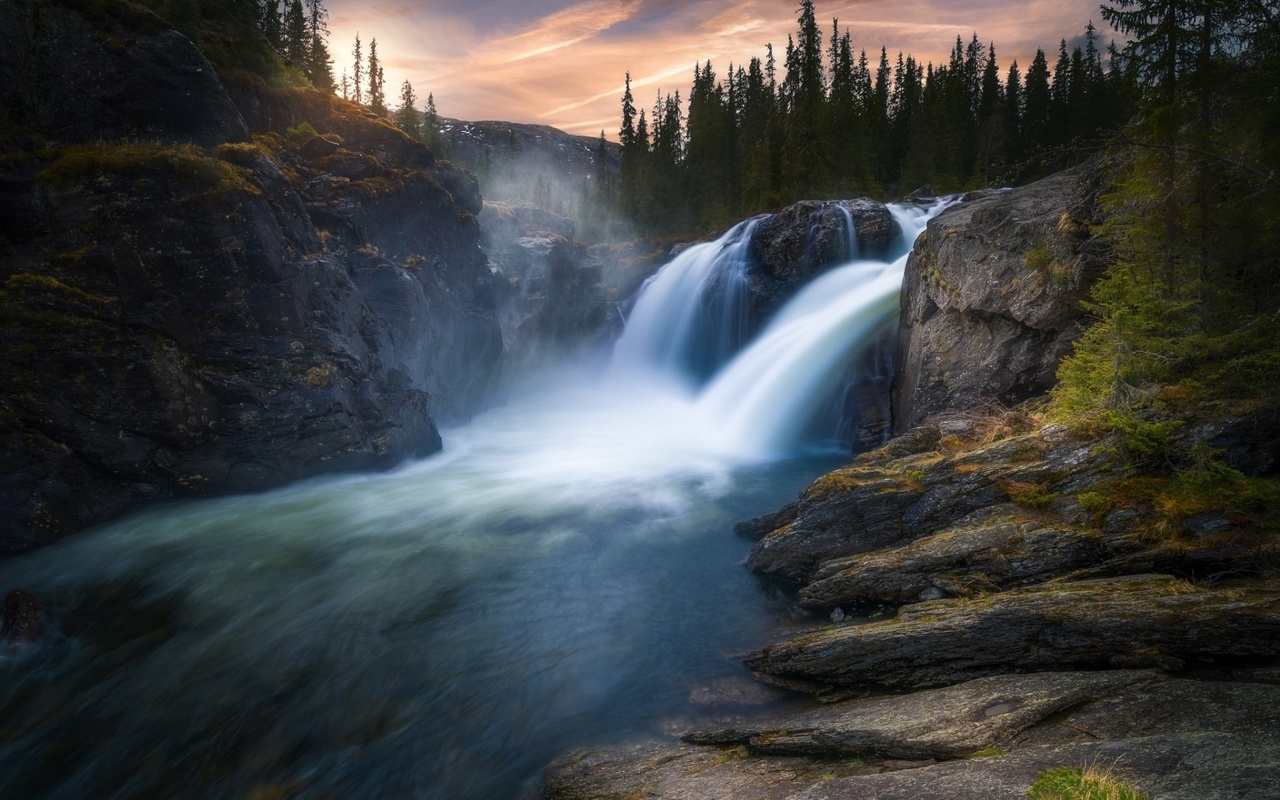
[537,404,1280,799]
[535,169,1280,799]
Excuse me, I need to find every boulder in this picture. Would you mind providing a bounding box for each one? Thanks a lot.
[893,167,1110,432]
[747,199,898,322]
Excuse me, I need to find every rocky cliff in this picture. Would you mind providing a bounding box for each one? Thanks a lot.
[0,0,502,553]
[893,168,1109,432]
[479,201,610,383]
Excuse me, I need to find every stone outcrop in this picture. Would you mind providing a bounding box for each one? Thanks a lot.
[747,198,898,323]
[479,201,609,382]
[544,394,1280,797]
[0,1,503,552]
[744,423,1110,583]
[797,504,1111,608]
[893,168,1110,432]
[683,670,1158,758]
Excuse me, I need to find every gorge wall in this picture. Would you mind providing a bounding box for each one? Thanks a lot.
[0,0,502,553]
[893,168,1110,432]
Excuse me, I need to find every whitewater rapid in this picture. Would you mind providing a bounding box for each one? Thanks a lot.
[0,198,945,800]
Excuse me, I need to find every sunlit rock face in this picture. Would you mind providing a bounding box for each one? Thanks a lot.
[0,2,502,552]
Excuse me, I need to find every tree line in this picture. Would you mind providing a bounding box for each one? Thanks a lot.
[615,0,1138,234]
[1054,0,1280,418]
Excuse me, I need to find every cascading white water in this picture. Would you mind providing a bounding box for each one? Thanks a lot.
[610,199,946,458]
[693,203,939,457]
[835,203,860,261]
[609,218,761,387]
[0,197,950,800]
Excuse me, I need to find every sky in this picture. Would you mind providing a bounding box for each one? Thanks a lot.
[326,0,1116,139]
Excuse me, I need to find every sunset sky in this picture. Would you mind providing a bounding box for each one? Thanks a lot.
[326,0,1116,139]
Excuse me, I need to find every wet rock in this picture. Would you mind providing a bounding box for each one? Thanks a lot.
[798,505,1112,608]
[749,199,898,320]
[734,501,801,540]
[683,671,1157,759]
[746,430,1106,583]
[893,166,1110,433]
[480,201,609,384]
[688,675,790,707]
[2,589,44,647]
[748,575,1280,690]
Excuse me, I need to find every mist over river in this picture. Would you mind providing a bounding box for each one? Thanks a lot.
[0,203,939,798]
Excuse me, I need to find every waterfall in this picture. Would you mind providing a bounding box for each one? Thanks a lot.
[0,195,954,800]
[609,218,761,387]
[835,203,859,262]
[609,198,947,459]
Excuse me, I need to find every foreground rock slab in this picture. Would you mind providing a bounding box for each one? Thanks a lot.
[537,676,1280,800]
[748,575,1280,690]
[683,670,1157,759]
[798,504,1110,608]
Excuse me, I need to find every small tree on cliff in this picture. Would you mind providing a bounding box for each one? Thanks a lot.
[304,0,333,91]
[351,33,364,105]
[395,80,421,139]
[368,38,386,115]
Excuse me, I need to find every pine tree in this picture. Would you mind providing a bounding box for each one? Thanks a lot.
[423,93,441,150]
[1003,60,1023,166]
[395,80,420,138]
[284,0,307,66]
[303,0,333,91]
[1022,49,1052,159]
[351,33,364,105]
[261,0,282,50]
[620,72,637,147]
[368,39,386,115]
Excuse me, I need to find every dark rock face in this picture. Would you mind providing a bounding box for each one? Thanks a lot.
[747,198,897,322]
[479,201,609,381]
[0,4,502,552]
[0,2,249,149]
[893,168,1110,432]
[2,589,44,647]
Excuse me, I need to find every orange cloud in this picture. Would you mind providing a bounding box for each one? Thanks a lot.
[326,0,1112,138]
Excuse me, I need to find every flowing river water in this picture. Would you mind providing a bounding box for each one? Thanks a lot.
[0,202,941,798]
